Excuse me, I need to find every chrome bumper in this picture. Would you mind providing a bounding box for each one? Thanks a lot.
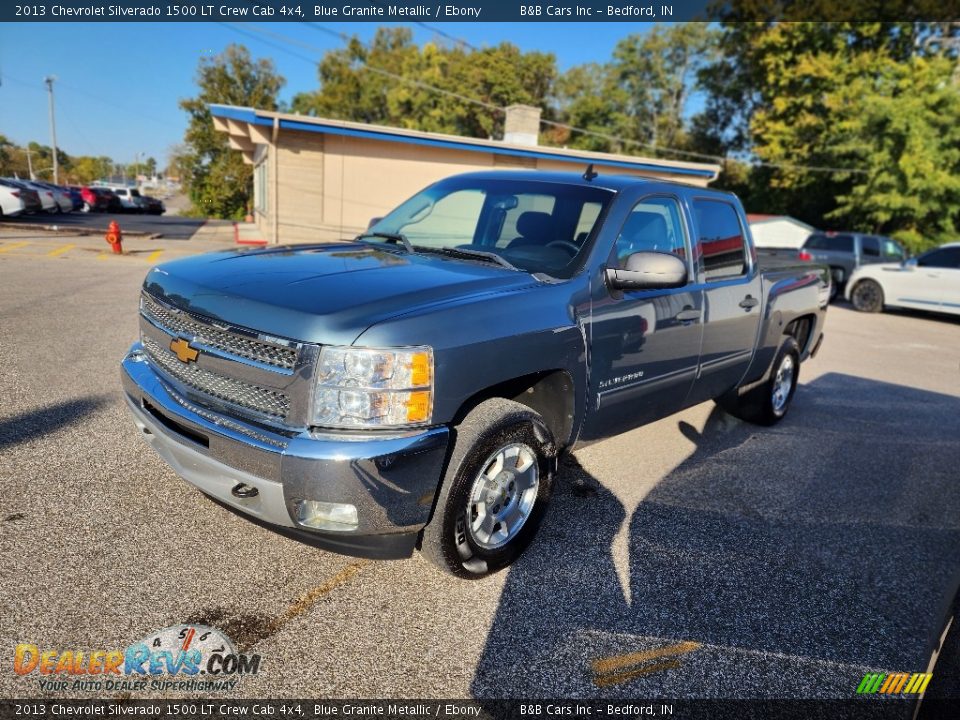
[120,343,450,559]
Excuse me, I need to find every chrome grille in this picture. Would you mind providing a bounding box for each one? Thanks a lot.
[141,293,298,370]
[142,336,290,420]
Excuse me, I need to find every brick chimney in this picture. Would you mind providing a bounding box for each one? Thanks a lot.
[503,104,542,147]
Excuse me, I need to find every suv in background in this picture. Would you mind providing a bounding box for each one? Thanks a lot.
[109,186,148,213]
[799,232,906,300]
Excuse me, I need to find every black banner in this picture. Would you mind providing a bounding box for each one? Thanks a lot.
[1,699,953,720]
[3,0,959,23]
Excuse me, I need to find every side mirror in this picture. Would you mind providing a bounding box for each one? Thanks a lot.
[605,251,688,291]
[903,257,918,270]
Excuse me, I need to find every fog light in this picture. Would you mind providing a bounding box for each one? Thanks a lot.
[292,499,359,532]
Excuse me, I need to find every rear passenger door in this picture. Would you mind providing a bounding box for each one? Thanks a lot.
[685,198,763,405]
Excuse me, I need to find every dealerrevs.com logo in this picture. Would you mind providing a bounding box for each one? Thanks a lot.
[13,625,262,693]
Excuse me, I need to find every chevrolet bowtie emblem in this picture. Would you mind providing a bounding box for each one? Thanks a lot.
[169,338,200,363]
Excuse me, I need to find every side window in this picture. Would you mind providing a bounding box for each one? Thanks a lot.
[918,248,960,269]
[882,240,905,260]
[861,237,880,257]
[693,199,747,280]
[400,189,485,247]
[614,197,688,269]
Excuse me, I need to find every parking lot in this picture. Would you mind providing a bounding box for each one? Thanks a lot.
[3,208,207,241]
[1,229,959,702]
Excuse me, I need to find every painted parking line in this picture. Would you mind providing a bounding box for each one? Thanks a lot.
[146,250,164,264]
[47,243,76,257]
[0,241,31,254]
[591,640,700,687]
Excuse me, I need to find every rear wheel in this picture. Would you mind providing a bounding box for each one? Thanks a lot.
[851,279,884,313]
[420,399,555,579]
[716,337,801,426]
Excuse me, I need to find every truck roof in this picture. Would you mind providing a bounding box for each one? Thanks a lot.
[447,169,733,196]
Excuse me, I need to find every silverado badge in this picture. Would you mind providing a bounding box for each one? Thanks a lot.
[169,338,200,364]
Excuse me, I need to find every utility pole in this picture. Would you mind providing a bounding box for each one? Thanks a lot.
[25,146,34,180]
[44,76,59,184]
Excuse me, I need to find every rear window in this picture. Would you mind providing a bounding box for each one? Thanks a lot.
[805,234,855,253]
[693,199,747,280]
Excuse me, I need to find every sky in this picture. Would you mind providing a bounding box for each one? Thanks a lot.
[0,21,661,170]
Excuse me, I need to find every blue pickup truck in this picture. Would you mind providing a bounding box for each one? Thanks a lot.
[121,170,829,578]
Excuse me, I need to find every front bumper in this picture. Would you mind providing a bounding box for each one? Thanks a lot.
[121,343,450,560]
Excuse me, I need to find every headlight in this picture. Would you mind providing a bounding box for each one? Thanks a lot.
[311,346,433,428]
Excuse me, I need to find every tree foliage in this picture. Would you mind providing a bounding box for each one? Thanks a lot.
[291,27,556,140]
[179,44,285,219]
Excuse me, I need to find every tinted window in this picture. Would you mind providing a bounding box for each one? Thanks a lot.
[861,237,880,257]
[918,247,960,269]
[693,199,747,280]
[882,239,905,260]
[805,234,855,253]
[615,197,688,269]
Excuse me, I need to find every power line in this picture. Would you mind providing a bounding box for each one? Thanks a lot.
[413,22,480,51]
[228,24,871,178]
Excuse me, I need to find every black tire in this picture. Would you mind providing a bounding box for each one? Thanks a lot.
[716,337,801,426]
[851,279,884,313]
[420,398,556,579]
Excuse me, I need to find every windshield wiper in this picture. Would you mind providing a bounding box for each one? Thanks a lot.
[355,231,414,253]
[415,246,517,270]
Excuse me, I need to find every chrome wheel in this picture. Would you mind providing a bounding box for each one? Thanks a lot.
[771,354,795,416]
[466,442,539,550]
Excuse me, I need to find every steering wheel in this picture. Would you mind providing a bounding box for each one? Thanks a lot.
[545,241,581,256]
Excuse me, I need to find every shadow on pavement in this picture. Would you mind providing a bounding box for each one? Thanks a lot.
[0,396,109,450]
[471,373,960,699]
[4,212,207,240]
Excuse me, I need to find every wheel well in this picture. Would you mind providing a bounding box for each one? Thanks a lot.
[453,370,575,449]
[784,315,815,355]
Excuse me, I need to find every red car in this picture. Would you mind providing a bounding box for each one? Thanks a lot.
[77,186,110,213]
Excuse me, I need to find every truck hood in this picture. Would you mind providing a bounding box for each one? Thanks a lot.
[143,243,538,345]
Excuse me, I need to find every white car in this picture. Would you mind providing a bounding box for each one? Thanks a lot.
[18,180,58,213]
[30,181,73,213]
[846,242,960,316]
[108,186,148,213]
[0,180,26,218]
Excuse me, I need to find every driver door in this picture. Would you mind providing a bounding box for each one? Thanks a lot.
[581,195,703,441]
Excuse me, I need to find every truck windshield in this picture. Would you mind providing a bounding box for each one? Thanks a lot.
[365,178,614,277]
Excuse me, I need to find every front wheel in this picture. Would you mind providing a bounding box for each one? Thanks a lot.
[851,279,884,313]
[420,399,555,579]
[716,337,801,426]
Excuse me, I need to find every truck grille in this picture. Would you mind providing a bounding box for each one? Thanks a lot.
[141,293,298,370]
[142,336,291,420]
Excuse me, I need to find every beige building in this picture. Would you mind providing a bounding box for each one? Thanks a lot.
[211,103,721,245]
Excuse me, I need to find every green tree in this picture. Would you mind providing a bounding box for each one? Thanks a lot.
[553,24,716,155]
[179,44,285,218]
[291,27,556,141]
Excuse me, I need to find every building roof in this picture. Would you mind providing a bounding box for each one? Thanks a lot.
[746,213,816,230]
[209,104,720,181]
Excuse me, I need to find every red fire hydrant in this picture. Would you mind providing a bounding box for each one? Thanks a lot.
[105,221,123,254]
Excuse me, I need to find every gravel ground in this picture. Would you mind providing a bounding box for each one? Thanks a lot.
[1,236,959,702]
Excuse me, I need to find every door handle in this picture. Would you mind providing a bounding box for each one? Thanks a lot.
[675,308,701,322]
[739,295,760,310]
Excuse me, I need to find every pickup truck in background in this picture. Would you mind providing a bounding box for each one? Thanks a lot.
[799,232,907,300]
[120,170,829,579]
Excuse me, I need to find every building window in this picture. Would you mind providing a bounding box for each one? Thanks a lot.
[255,161,267,215]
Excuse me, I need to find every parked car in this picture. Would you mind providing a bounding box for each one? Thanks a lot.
[76,186,109,213]
[121,170,829,578]
[798,231,906,300]
[0,179,42,214]
[4,179,57,213]
[846,242,960,317]
[109,186,148,213]
[142,195,165,215]
[65,186,86,211]
[30,181,73,214]
[95,187,122,213]
[0,179,27,218]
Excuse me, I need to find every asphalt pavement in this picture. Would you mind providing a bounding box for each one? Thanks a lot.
[1,232,959,703]
[3,208,207,240]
